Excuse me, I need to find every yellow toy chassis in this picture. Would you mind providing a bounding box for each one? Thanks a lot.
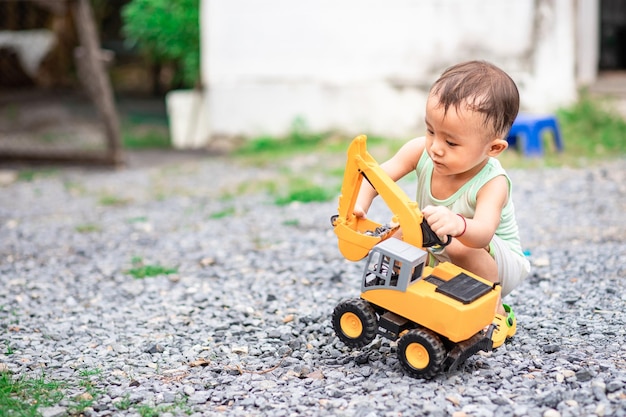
[331,135,500,378]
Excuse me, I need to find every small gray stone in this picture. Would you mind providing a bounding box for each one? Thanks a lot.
[542,344,560,353]
[188,391,211,404]
[576,370,594,382]
[38,406,67,417]
[162,391,177,403]
[606,380,623,393]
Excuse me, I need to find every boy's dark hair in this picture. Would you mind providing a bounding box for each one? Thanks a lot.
[430,60,519,137]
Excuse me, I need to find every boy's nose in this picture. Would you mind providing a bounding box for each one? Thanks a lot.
[430,138,444,156]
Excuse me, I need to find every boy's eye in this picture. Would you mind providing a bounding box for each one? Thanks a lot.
[446,140,458,147]
[426,129,434,135]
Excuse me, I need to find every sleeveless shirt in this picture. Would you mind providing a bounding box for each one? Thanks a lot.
[415,150,524,257]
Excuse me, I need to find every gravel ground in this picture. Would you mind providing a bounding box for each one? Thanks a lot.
[1,152,625,417]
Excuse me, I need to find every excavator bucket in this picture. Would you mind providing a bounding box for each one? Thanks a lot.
[333,216,396,261]
[332,135,424,261]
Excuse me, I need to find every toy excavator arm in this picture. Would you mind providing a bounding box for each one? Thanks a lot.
[332,135,448,261]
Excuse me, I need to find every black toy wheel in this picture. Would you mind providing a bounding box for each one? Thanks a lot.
[332,298,378,348]
[397,328,446,379]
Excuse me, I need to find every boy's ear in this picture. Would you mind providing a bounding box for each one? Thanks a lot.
[487,138,508,156]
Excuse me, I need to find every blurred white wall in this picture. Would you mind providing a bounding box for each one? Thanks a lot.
[198,0,578,141]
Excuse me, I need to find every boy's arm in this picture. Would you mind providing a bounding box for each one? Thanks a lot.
[423,175,508,248]
[461,175,508,247]
[354,137,426,217]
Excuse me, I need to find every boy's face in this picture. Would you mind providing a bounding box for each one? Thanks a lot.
[424,94,505,177]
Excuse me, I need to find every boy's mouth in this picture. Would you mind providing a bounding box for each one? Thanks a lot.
[432,159,445,168]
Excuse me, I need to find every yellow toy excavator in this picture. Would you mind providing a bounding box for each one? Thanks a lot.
[330,135,501,378]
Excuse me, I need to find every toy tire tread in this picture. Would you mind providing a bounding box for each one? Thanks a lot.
[397,327,446,379]
[332,298,378,348]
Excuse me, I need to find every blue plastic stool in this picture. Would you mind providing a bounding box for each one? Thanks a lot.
[506,113,563,156]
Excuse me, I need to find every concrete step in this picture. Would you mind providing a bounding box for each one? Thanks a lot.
[588,71,626,117]
[589,72,626,96]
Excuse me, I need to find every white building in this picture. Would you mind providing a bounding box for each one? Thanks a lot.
[170,0,619,147]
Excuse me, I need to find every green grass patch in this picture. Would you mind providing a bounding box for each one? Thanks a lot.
[75,223,101,233]
[121,111,171,149]
[78,369,102,378]
[127,257,178,279]
[63,180,86,196]
[274,178,338,206]
[0,368,192,416]
[233,123,404,177]
[136,404,164,417]
[16,169,58,182]
[127,216,149,223]
[235,118,326,157]
[0,371,64,417]
[122,126,171,149]
[74,369,103,410]
[115,394,132,411]
[209,206,236,219]
[134,399,191,417]
[556,90,626,157]
[234,117,398,158]
[236,126,397,162]
[98,194,131,207]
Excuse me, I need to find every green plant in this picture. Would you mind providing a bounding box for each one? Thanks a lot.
[122,125,171,149]
[234,119,400,171]
[274,178,338,206]
[0,368,128,416]
[66,368,104,415]
[136,404,161,417]
[127,216,149,223]
[122,0,200,88]
[115,394,132,411]
[209,206,236,219]
[78,369,102,378]
[135,400,192,417]
[99,194,131,206]
[236,118,327,157]
[127,257,178,279]
[0,371,64,416]
[63,180,86,196]
[17,169,58,182]
[75,223,101,233]
[556,90,626,157]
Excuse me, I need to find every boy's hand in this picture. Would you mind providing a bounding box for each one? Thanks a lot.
[422,205,465,238]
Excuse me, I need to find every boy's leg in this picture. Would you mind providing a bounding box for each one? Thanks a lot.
[444,239,498,281]
[489,236,531,297]
[486,238,529,347]
[444,236,530,296]
[471,236,530,347]
[443,239,506,314]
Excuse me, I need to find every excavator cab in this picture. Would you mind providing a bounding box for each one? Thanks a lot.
[362,238,427,293]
